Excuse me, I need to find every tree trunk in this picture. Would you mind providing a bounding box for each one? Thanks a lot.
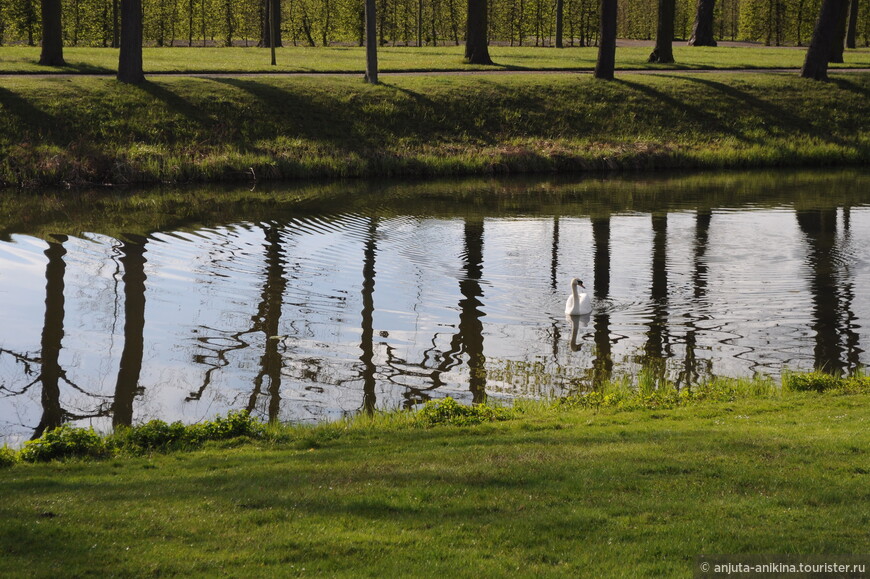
[555,0,564,47]
[845,0,858,48]
[118,0,145,84]
[688,0,717,46]
[829,0,849,61]
[465,0,493,64]
[39,0,66,65]
[594,0,617,79]
[260,0,283,47]
[801,0,847,79]
[648,0,676,62]
[364,0,379,82]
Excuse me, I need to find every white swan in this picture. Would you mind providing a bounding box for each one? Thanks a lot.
[565,278,592,316]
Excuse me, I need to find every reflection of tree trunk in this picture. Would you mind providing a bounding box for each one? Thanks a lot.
[248,225,288,422]
[360,218,378,414]
[591,217,612,385]
[459,219,487,402]
[550,217,561,358]
[681,210,711,387]
[644,214,669,370]
[840,208,861,370]
[32,237,68,440]
[796,209,844,372]
[113,237,148,429]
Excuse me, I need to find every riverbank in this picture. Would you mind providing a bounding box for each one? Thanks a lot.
[1,71,868,188]
[1,387,868,576]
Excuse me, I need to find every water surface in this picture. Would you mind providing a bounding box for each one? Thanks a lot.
[1,169,868,444]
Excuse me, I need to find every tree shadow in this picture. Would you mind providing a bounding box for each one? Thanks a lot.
[613,77,749,143]
[0,86,64,146]
[668,74,849,147]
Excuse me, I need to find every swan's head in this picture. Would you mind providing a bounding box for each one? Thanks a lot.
[571,278,586,289]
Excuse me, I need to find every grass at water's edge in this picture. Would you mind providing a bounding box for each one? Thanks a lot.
[0,71,868,188]
[0,374,868,577]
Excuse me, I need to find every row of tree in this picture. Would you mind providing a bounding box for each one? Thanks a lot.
[8,0,865,84]
[1,0,865,48]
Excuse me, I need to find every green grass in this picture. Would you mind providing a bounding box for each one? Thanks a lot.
[1,71,867,187]
[1,45,870,74]
[1,386,868,577]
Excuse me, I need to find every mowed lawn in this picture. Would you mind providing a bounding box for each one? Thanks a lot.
[1,393,868,577]
[1,44,869,74]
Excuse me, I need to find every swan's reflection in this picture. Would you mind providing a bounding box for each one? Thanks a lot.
[567,313,591,352]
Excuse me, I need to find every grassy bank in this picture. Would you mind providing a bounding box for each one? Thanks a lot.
[1,71,868,187]
[2,45,870,74]
[1,382,868,576]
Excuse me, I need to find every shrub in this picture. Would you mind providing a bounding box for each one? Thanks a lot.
[185,410,266,443]
[415,397,516,427]
[112,420,188,453]
[784,371,844,393]
[0,446,18,468]
[19,426,109,463]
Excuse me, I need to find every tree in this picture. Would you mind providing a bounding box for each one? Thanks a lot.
[365,0,378,82]
[648,0,676,62]
[688,0,717,45]
[555,0,564,47]
[260,0,282,47]
[118,0,145,84]
[39,0,66,65]
[845,0,858,48]
[829,0,850,61]
[465,0,493,63]
[801,0,848,79]
[595,0,617,78]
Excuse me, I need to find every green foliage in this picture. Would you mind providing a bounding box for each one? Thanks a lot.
[783,370,870,393]
[559,373,780,411]
[19,426,109,463]
[183,410,267,442]
[113,410,266,453]
[0,0,868,48]
[415,397,517,426]
[0,445,18,468]
[15,411,266,463]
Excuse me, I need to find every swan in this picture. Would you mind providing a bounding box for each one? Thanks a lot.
[565,278,592,316]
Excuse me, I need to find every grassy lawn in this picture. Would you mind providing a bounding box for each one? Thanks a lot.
[1,44,869,74]
[1,71,867,187]
[1,392,868,577]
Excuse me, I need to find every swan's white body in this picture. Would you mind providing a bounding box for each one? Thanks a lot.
[565,278,593,316]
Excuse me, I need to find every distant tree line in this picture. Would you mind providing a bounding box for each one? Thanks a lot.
[0,0,866,47]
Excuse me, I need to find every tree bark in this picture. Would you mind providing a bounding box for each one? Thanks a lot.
[688,0,717,46]
[594,0,617,79]
[465,0,493,64]
[555,0,564,48]
[260,0,283,47]
[801,0,847,79]
[829,0,849,62]
[39,0,66,66]
[364,0,379,82]
[118,0,145,84]
[845,0,858,48]
[648,0,676,62]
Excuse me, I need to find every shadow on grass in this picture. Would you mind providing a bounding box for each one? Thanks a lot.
[0,86,64,147]
[612,77,750,143]
[672,74,853,148]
